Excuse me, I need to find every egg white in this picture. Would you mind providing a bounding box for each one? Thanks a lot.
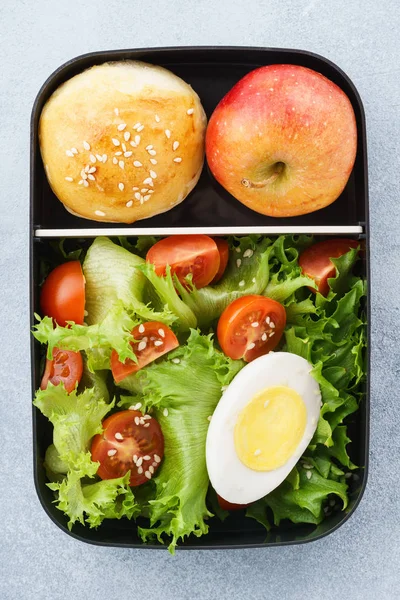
[206,352,321,504]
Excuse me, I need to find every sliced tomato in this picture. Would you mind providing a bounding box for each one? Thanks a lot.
[40,261,85,326]
[146,235,220,289]
[111,321,179,383]
[211,238,230,284]
[91,410,164,486]
[299,239,359,296]
[40,348,83,393]
[217,494,249,511]
[217,295,286,362]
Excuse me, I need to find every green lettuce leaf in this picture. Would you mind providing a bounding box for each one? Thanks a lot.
[121,330,242,553]
[83,236,176,326]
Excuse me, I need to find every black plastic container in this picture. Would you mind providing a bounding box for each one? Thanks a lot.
[30,47,369,549]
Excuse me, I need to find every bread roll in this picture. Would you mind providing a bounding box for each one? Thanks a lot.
[39,61,207,223]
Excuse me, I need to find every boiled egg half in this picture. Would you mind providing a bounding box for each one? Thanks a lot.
[206,352,321,504]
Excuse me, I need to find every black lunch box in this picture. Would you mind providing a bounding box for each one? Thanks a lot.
[30,47,369,549]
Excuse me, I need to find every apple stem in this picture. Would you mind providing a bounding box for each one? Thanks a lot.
[241,162,285,189]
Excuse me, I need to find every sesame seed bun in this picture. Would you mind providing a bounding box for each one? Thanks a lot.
[39,61,207,223]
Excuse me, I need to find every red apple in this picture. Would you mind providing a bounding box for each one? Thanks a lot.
[206,64,357,217]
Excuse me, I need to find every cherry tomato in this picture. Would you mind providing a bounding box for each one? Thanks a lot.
[211,238,230,284]
[146,235,220,289]
[91,410,164,486]
[40,261,85,326]
[299,239,359,296]
[217,295,286,362]
[40,348,83,393]
[111,321,179,383]
[217,494,249,511]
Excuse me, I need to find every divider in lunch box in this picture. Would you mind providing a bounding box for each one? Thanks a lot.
[31,47,368,237]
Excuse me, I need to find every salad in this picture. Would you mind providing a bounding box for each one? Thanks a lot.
[32,234,366,553]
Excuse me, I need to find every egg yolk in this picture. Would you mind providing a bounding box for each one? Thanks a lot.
[234,386,307,471]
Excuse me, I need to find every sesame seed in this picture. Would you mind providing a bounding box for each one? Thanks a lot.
[243,249,254,258]
[269,332,275,337]
[118,183,124,191]
[137,125,144,132]
[65,177,73,182]
[112,138,120,146]
[254,449,261,456]
[136,457,143,467]
[146,145,153,150]
[172,358,180,364]
[163,408,169,417]
[134,416,140,425]
[155,114,160,122]
[187,108,194,115]
[138,340,147,351]
[133,454,138,463]
[239,280,245,287]
[303,463,313,469]
[149,466,154,474]
[134,192,141,201]
[154,340,163,347]
[143,455,151,461]
[89,154,96,163]
[71,147,78,155]
[113,157,118,164]
[148,149,156,156]
[247,342,255,350]
[133,122,141,130]
[143,423,150,428]
[235,247,241,253]
[251,322,259,328]
[84,165,90,173]
[345,473,352,479]
[148,170,156,180]
[143,177,153,186]
[264,400,269,408]
[173,141,179,151]
[137,466,143,474]
[96,154,103,161]
[130,141,137,148]
[261,333,267,341]
[88,167,96,173]
[133,160,142,167]
[266,316,270,324]
[158,328,165,338]
[124,132,131,142]
[124,151,132,158]
[117,123,126,131]
[107,449,117,456]
[114,151,122,156]
[121,142,127,152]
[141,188,149,193]
[119,160,125,169]
[143,415,151,420]
[115,432,123,440]
[270,322,275,329]
[66,150,74,157]
[252,277,256,283]
[83,141,90,150]
[306,471,312,480]
[83,180,89,187]
[132,186,139,191]
[80,170,87,179]
[148,190,154,194]
[78,180,84,185]
[154,454,161,463]
[87,174,95,181]
[236,259,242,268]
[114,108,119,115]
[134,402,142,410]
[102,154,107,162]
[145,471,151,479]
[165,129,171,138]
[150,158,157,165]
[173,157,182,163]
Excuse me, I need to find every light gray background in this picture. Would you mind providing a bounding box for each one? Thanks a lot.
[1,1,399,598]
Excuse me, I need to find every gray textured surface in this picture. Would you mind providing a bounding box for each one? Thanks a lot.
[0,1,399,598]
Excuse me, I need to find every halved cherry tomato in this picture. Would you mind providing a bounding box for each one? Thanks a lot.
[299,239,359,296]
[217,494,249,511]
[91,410,164,486]
[111,321,179,383]
[217,295,286,362]
[40,261,85,326]
[40,348,83,393]
[211,238,230,284]
[146,235,220,289]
